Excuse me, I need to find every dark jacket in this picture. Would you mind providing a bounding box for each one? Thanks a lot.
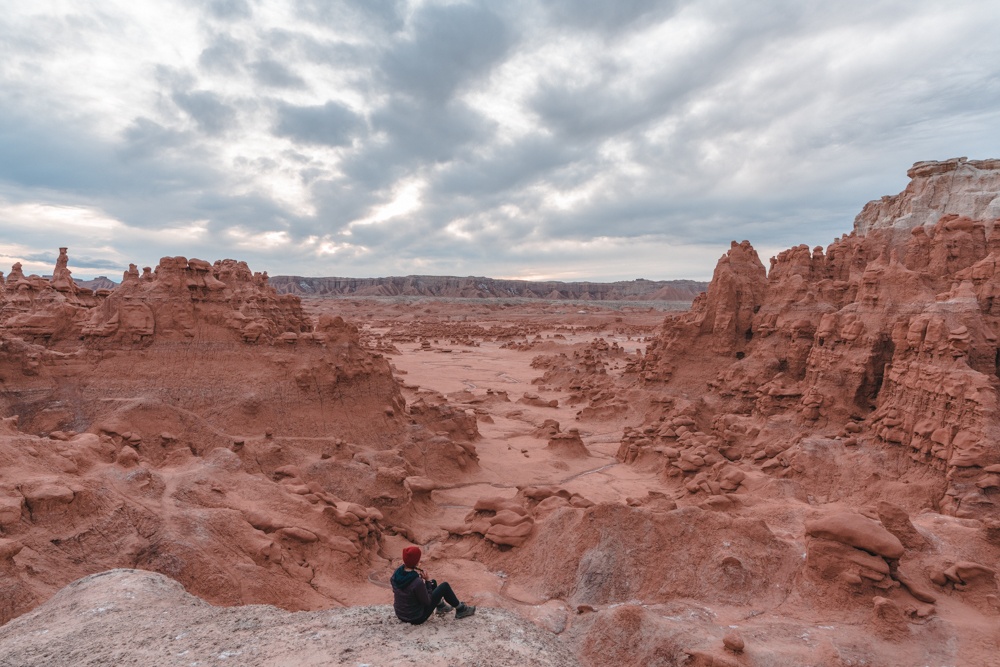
[391,566,431,623]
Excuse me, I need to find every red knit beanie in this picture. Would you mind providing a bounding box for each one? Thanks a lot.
[402,546,421,568]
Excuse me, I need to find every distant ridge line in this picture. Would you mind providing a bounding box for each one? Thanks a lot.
[268,274,707,302]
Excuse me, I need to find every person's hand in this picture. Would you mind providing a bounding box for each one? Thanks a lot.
[418,568,429,580]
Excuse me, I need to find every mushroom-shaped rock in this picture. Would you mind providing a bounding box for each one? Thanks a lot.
[894,568,937,603]
[521,486,570,502]
[0,538,23,561]
[404,476,437,495]
[243,510,285,533]
[485,520,534,547]
[491,509,532,528]
[875,501,926,550]
[474,497,527,515]
[806,512,904,559]
[0,497,23,527]
[546,430,589,458]
[328,535,360,555]
[278,527,319,543]
[21,481,75,512]
[722,630,744,653]
[534,495,571,518]
[942,561,996,586]
[116,445,140,468]
[872,596,908,641]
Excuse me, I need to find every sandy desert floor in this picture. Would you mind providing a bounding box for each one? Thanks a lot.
[305,298,671,613]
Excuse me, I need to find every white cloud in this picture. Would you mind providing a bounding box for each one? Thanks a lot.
[349,177,425,227]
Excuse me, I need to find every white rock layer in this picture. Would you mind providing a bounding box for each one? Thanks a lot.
[854,157,1000,236]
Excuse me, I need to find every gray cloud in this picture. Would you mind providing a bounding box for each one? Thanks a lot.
[206,0,252,21]
[117,117,192,160]
[198,34,247,73]
[435,136,583,197]
[273,101,363,147]
[294,0,406,34]
[22,252,123,271]
[544,0,682,33]
[251,59,307,89]
[379,3,514,103]
[172,90,237,135]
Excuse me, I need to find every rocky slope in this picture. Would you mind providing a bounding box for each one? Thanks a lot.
[270,274,706,302]
[0,569,578,667]
[629,161,1000,521]
[0,249,477,625]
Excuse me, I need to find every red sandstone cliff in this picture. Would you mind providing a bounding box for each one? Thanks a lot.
[624,160,1000,522]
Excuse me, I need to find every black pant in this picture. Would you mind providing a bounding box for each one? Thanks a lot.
[410,582,460,625]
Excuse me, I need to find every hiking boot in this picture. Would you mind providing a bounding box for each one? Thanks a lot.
[455,603,476,619]
[435,601,454,615]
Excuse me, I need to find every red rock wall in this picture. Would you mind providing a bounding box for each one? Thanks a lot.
[0,250,478,624]
[627,164,1000,521]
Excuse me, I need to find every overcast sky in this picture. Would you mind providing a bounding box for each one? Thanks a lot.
[2,0,1000,282]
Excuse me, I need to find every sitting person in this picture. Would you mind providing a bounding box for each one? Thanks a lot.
[390,546,476,624]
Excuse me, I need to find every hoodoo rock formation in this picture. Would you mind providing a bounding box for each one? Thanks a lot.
[630,176,1000,520]
[0,252,478,625]
[597,158,1000,663]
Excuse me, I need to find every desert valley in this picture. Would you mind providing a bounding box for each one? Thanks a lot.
[0,157,999,666]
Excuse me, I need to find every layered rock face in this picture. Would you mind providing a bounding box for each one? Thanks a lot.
[270,274,707,302]
[629,160,1000,521]
[83,256,309,344]
[0,251,477,624]
[855,157,1000,237]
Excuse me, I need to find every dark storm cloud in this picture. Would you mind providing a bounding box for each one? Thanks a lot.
[273,100,363,147]
[192,190,300,232]
[251,59,307,89]
[379,2,513,102]
[172,90,237,135]
[21,251,58,264]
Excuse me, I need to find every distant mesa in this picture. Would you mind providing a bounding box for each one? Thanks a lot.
[75,274,708,303]
[74,276,117,291]
[268,274,708,302]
